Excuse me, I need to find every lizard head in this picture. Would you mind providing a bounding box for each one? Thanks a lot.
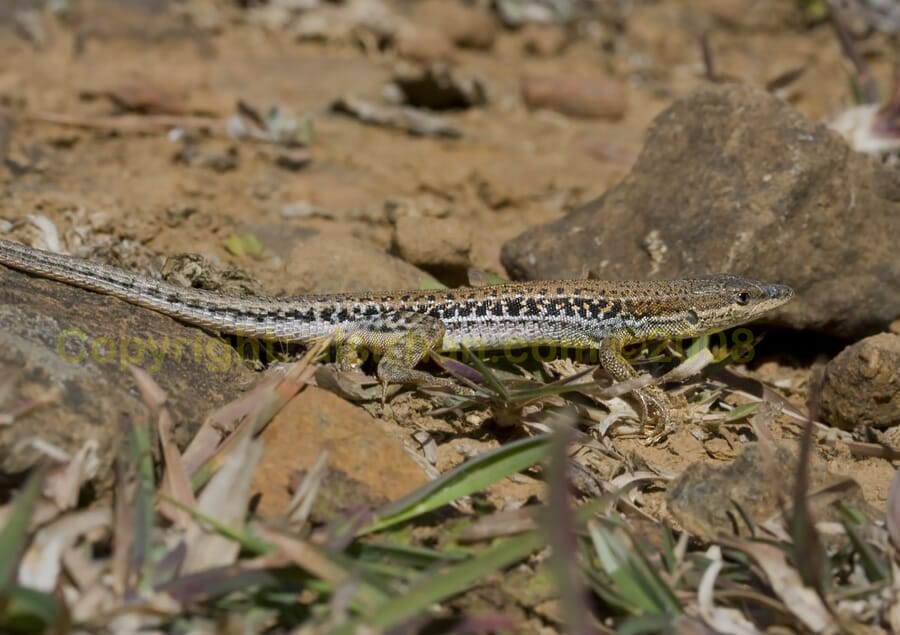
[681,274,793,336]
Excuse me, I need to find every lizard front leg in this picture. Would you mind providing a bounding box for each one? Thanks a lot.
[598,338,678,438]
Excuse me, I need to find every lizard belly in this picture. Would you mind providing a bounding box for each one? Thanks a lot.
[439,318,599,352]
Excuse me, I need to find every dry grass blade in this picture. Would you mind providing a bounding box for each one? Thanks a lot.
[253,525,388,611]
[157,410,196,529]
[44,441,100,511]
[658,346,714,383]
[128,364,168,409]
[695,546,759,634]
[788,420,828,595]
[126,366,196,528]
[283,451,329,526]
[715,367,810,421]
[158,554,294,604]
[181,436,264,574]
[19,508,111,593]
[543,416,593,635]
[733,539,838,634]
[16,110,227,135]
[183,339,327,487]
[111,416,156,598]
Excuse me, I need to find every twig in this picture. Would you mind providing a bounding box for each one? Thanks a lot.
[829,8,880,103]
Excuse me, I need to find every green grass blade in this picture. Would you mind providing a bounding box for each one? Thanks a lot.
[334,531,544,634]
[725,402,761,422]
[0,584,64,633]
[349,542,468,569]
[458,343,511,401]
[361,435,551,535]
[616,613,688,635]
[588,521,681,615]
[160,497,391,611]
[840,513,890,583]
[0,467,47,592]
[158,495,274,555]
[128,418,156,596]
[418,276,447,290]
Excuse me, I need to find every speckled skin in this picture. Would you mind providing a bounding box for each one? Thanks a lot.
[0,237,793,427]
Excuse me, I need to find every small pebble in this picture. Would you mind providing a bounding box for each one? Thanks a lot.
[521,74,627,119]
[521,23,567,57]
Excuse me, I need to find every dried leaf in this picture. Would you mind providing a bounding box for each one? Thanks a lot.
[128,364,168,409]
[44,440,100,510]
[19,508,111,592]
[182,342,324,483]
[157,410,196,528]
[181,436,264,574]
[696,546,759,635]
[739,540,838,634]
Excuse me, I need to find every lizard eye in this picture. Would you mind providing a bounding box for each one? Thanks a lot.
[735,291,750,305]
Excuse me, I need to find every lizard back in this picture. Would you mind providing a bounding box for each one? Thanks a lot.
[0,237,792,350]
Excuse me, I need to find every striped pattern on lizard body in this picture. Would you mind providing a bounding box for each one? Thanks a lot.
[0,236,794,435]
[0,237,790,351]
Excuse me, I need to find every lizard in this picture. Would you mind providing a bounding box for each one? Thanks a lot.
[0,236,794,433]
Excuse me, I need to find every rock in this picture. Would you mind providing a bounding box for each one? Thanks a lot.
[250,386,429,519]
[828,0,900,34]
[392,64,487,111]
[501,84,900,338]
[819,333,900,430]
[667,442,877,542]
[494,0,577,27]
[279,228,440,294]
[521,74,627,120]
[521,23,567,57]
[392,216,472,286]
[412,0,498,50]
[395,26,458,65]
[161,253,262,297]
[0,265,256,489]
[292,0,398,47]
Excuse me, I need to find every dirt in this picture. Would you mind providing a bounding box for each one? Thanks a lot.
[1,0,898,619]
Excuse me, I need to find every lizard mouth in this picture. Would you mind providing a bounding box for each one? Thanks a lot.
[764,283,794,302]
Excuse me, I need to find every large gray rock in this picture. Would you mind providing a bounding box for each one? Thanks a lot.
[501,84,900,338]
[0,265,257,490]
